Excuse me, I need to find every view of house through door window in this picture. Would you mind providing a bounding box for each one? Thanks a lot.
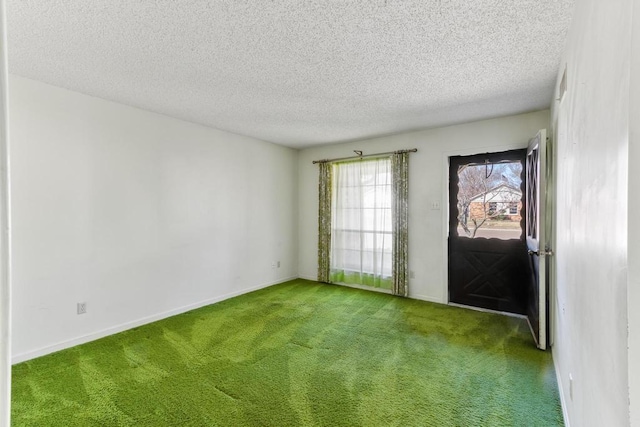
[456,161,523,240]
[330,158,393,289]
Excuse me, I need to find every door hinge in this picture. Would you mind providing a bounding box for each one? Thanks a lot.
[528,249,554,256]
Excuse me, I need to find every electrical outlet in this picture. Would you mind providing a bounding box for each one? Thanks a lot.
[77,302,87,315]
[431,201,441,210]
[271,262,276,269]
[277,261,281,268]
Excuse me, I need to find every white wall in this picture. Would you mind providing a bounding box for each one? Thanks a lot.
[550,0,632,426]
[9,76,298,362]
[0,1,11,425]
[629,0,640,425]
[297,110,549,303]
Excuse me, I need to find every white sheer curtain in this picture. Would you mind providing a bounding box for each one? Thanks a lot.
[330,158,393,289]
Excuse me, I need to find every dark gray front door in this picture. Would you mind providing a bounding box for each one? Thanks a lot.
[448,150,529,314]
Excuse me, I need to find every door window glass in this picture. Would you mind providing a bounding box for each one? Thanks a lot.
[456,161,523,240]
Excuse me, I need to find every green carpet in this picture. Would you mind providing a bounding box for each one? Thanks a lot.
[11,279,564,426]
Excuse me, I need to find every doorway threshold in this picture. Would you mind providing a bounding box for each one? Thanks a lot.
[448,302,527,320]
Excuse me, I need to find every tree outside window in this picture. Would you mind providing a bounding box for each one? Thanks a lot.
[457,161,523,239]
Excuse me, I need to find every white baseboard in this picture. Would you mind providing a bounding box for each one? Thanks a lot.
[552,347,571,427]
[12,276,297,364]
[410,293,446,304]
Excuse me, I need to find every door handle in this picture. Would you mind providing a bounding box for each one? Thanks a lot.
[528,249,554,256]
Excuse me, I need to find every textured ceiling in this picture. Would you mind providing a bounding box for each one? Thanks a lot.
[7,1,574,148]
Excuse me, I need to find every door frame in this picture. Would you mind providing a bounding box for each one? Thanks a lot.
[525,129,549,349]
[542,128,556,349]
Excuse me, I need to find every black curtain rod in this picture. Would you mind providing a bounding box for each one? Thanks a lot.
[312,148,417,164]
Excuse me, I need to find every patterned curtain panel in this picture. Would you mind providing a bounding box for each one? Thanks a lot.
[317,162,332,283]
[392,152,409,297]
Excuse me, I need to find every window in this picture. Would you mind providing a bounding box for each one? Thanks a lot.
[456,160,523,240]
[330,158,392,288]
